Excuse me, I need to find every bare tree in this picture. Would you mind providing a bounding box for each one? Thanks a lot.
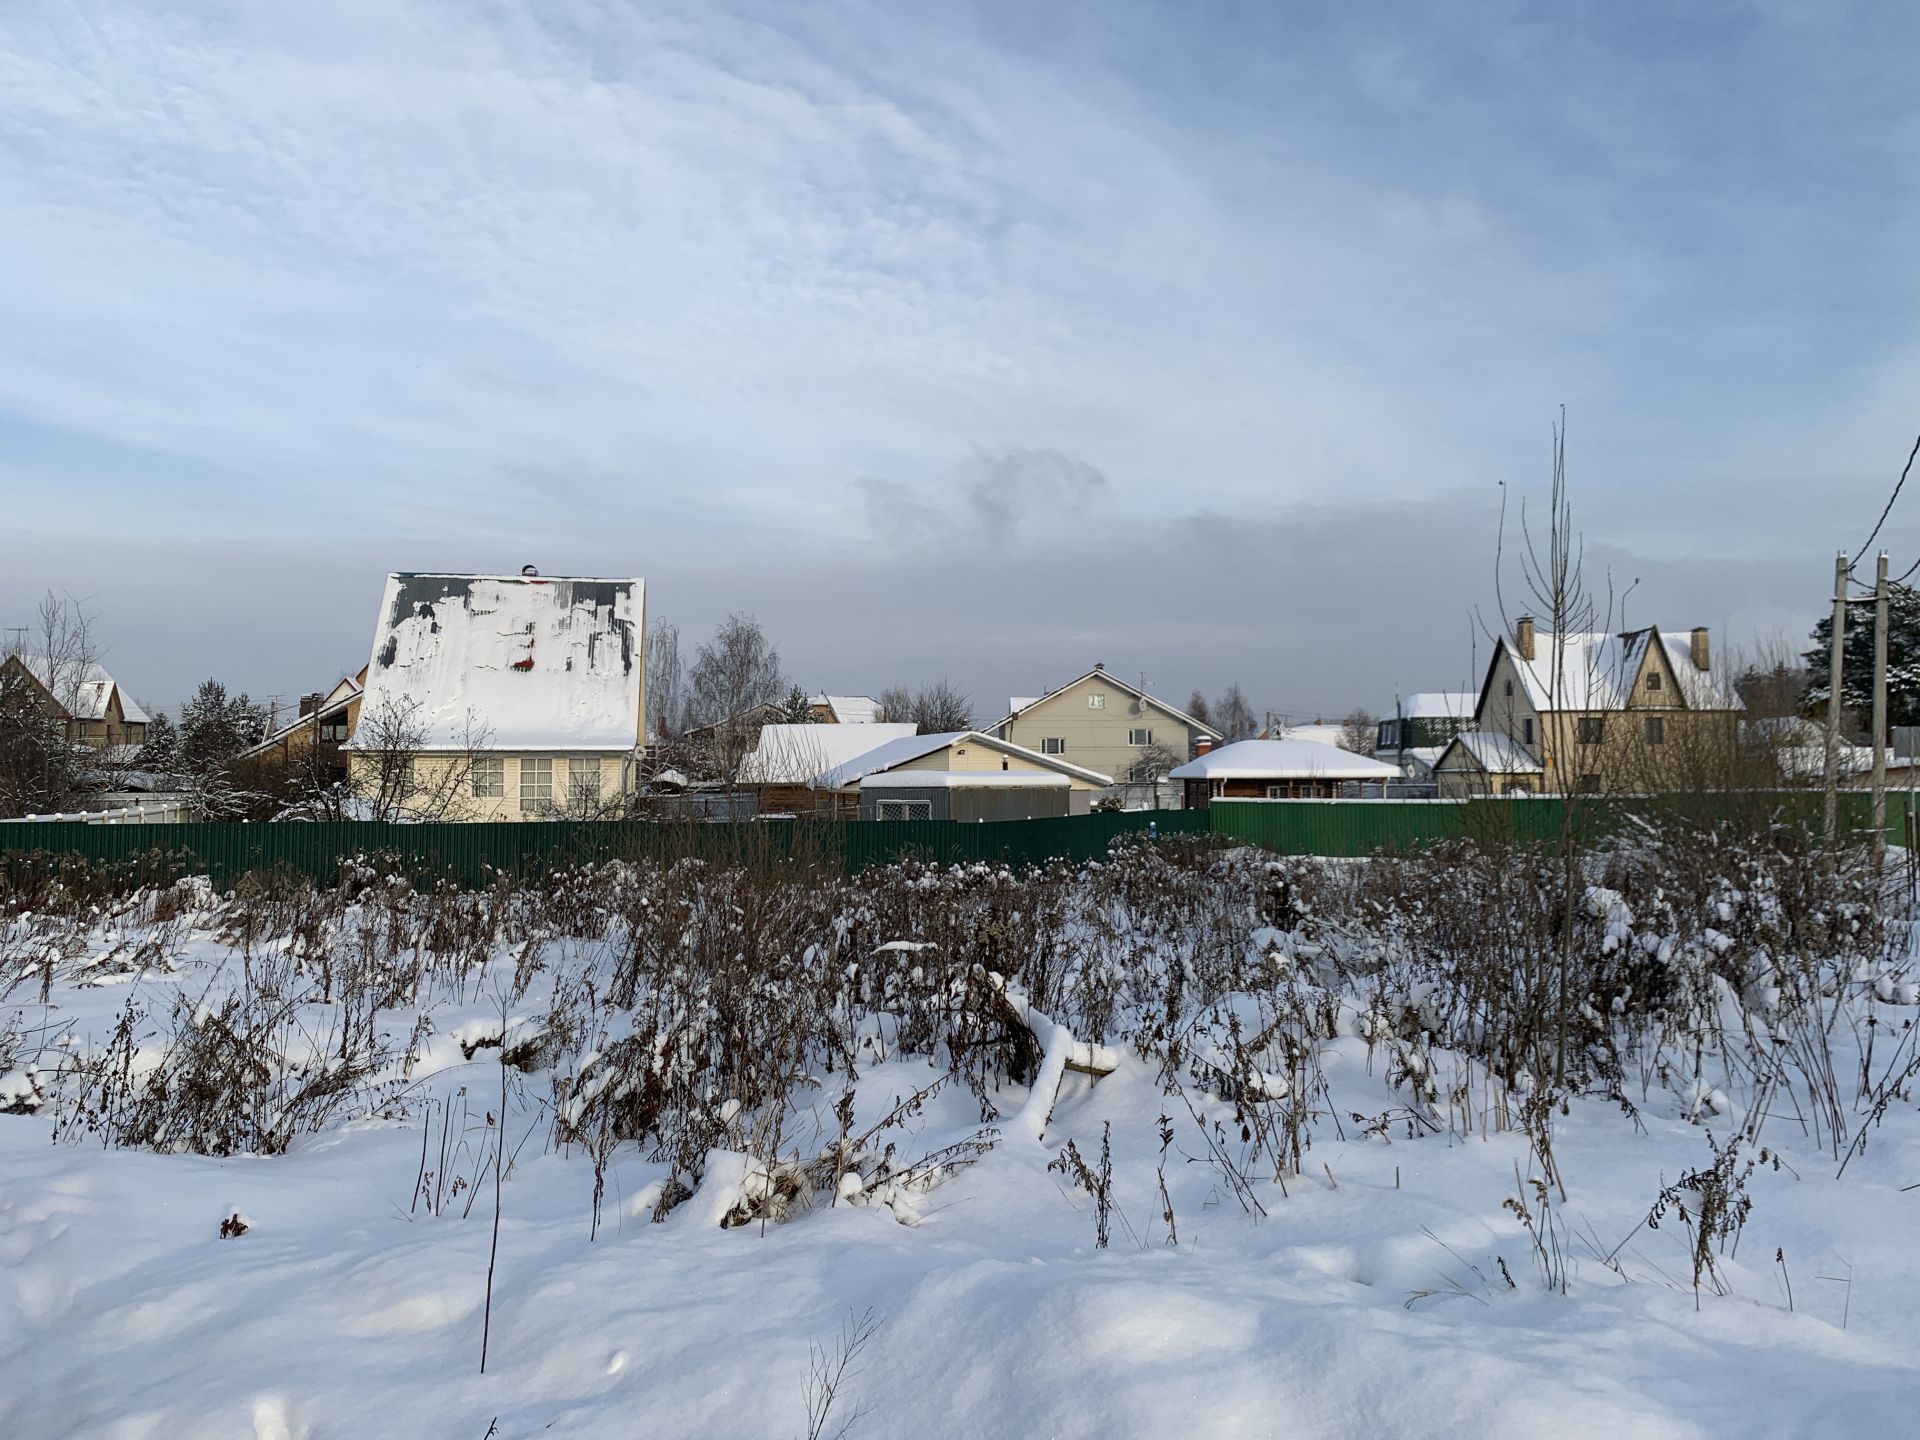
[1337,708,1376,754]
[1214,684,1256,741]
[30,589,99,721]
[876,685,913,726]
[909,679,972,734]
[346,695,495,822]
[688,614,785,780]
[646,619,686,742]
[1127,740,1184,782]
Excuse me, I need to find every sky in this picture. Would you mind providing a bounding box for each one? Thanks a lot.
[4,0,1919,725]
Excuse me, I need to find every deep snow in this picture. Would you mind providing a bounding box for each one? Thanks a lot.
[3,859,1919,1439]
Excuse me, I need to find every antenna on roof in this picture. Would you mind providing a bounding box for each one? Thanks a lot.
[2,628,24,658]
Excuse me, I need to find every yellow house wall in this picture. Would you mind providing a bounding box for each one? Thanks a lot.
[999,674,1196,781]
[347,751,635,821]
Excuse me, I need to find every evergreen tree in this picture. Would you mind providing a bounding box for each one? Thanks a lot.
[1805,584,1920,736]
[137,710,179,772]
[781,685,816,723]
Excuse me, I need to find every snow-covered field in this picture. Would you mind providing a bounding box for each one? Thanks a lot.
[2,841,1917,1439]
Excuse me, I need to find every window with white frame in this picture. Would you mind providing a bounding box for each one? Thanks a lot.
[568,756,602,806]
[471,756,504,798]
[875,800,932,821]
[519,757,553,812]
[1129,728,1153,746]
[1042,737,1067,755]
[1266,784,1289,798]
[1087,693,1106,709]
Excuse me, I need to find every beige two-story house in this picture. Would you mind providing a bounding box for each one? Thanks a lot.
[1,653,150,753]
[346,570,646,820]
[991,665,1221,787]
[1436,616,1742,797]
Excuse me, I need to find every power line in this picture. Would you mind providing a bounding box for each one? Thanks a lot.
[1852,432,1920,572]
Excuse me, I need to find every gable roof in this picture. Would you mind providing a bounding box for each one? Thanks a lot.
[1169,738,1402,781]
[1402,692,1476,719]
[814,730,1114,790]
[1483,629,1741,716]
[352,572,644,751]
[812,694,883,724]
[737,722,920,784]
[998,669,1221,739]
[6,655,148,724]
[238,673,366,759]
[1434,731,1545,775]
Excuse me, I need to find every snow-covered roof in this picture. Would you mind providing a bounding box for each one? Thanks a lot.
[1279,723,1348,747]
[241,674,365,758]
[815,730,1114,790]
[1403,692,1476,719]
[812,694,882,724]
[1008,695,1040,715]
[8,656,148,723]
[1170,739,1403,781]
[1436,731,1544,774]
[737,723,919,784]
[861,769,1070,789]
[1496,631,1740,714]
[352,573,644,751]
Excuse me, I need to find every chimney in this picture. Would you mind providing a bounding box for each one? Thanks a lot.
[1515,615,1536,662]
[1194,735,1216,757]
[297,692,322,718]
[1690,626,1710,671]
[1094,660,1105,671]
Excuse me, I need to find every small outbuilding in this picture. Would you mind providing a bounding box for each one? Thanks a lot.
[1169,738,1403,809]
[1431,731,1546,797]
[814,730,1114,821]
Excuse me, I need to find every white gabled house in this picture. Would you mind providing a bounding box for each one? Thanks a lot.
[346,571,646,819]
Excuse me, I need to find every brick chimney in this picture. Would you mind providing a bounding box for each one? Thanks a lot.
[1193,734,1216,758]
[1514,615,1536,662]
[297,692,322,718]
[1690,627,1710,671]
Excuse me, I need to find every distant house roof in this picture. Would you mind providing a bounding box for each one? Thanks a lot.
[812,694,883,724]
[1434,731,1545,775]
[998,669,1221,739]
[351,573,644,751]
[814,730,1114,790]
[239,672,365,760]
[737,723,920,784]
[1170,738,1402,782]
[7,655,149,724]
[1488,630,1741,715]
[1402,692,1476,719]
[1277,723,1348,746]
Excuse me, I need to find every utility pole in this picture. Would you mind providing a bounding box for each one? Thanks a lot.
[1873,552,1890,867]
[1825,551,1848,849]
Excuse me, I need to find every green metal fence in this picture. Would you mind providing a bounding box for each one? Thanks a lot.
[1206,790,1918,858]
[2,792,1909,888]
[0,809,1211,890]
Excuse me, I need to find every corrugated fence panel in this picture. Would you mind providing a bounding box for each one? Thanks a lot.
[3,797,1907,885]
[0,809,1212,888]
[1207,791,1909,858]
